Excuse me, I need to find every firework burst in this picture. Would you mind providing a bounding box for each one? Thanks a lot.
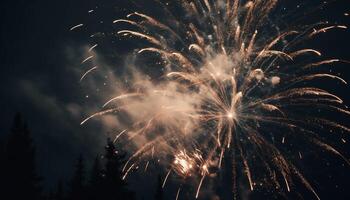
[76,0,350,199]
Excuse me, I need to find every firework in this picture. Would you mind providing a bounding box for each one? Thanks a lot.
[77,0,349,199]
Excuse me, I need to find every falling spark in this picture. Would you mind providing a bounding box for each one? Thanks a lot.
[123,163,135,180]
[162,169,172,188]
[195,175,206,199]
[70,24,83,31]
[113,129,127,143]
[81,56,94,64]
[89,44,98,52]
[80,66,98,82]
[175,187,181,200]
[144,161,150,172]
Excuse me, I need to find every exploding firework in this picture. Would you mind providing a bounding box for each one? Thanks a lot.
[76,0,349,199]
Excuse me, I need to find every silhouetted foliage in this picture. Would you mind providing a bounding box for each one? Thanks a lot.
[54,180,64,200]
[1,114,140,200]
[44,139,138,200]
[0,138,5,196]
[90,156,102,184]
[2,113,42,199]
[68,154,86,200]
[154,175,164,200]
[101,138,135,200]
[88,156,103,200]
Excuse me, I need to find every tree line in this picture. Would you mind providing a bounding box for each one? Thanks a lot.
[0,113,164,200]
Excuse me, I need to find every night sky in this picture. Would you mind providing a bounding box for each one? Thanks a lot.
[1,0,350,199]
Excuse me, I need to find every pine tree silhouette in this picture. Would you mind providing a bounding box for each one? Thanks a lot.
[101,138,135,200]
[68,154,86,200]
[88,156,103,200]
[2,113,42,199]
[54,180,64,200]
[154,175,164,200]
[47,191,54,200]
[0,138,5,190]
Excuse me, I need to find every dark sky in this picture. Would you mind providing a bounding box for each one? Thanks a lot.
[1,0,350,199]
[0,0,106,188]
